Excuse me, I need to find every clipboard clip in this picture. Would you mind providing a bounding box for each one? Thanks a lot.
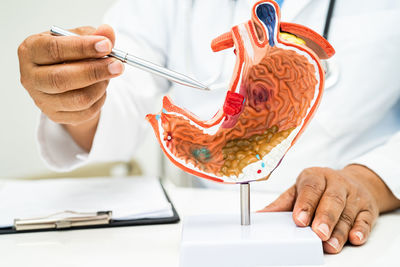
[14,210,112,231]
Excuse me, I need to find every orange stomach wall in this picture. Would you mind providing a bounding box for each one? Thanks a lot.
[160,45,317,177]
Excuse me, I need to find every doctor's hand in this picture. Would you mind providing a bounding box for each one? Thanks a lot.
[17,25,124,151]
[259,165,400,254]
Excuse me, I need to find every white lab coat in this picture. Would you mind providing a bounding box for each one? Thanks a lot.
[37,0,400,198]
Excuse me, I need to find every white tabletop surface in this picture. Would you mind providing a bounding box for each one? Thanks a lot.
[0,182,399,267]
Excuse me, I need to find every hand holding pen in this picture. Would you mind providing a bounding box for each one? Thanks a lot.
[18,24,208,152]
[18,25,124,151]
[18,25,122,151]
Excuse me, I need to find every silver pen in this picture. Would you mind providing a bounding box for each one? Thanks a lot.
[50,26,209,91]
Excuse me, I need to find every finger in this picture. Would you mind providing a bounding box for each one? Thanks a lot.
[33,57,124,93]
[292,168,327,227]
[257,185,296,212]
[311,176,347,240]
[50,92,107,125]
[348,209,377,246]
[27,33,112,65]
[37,80,108,112]
[322,202,359,254]
[322,220,347,254]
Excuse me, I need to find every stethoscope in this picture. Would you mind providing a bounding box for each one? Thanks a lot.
[321,0,339,89]
[185,0,339,91]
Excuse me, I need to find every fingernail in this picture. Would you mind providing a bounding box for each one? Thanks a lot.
[327,237,339,251]
[108,60,124,75]
[318,223,330,238]
[355,231,364,241]
[95,39,111,53]
[297,211,308,226]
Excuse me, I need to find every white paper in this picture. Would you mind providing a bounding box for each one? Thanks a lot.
[0,176,173,228]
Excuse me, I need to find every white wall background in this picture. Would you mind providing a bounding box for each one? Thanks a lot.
[0,0,124,178]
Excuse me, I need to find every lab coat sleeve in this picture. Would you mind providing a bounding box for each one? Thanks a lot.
[37,0,173,171]
[351,131,400,200]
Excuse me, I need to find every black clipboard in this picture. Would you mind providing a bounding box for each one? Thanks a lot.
[0,180,180,235]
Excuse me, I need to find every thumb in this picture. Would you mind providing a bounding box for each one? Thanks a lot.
[69,25,115,47]
[70,26,96,36]
[257,185,296,212]
[94,24,116,46]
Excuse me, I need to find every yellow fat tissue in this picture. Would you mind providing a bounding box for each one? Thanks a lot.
[279,32,306,45]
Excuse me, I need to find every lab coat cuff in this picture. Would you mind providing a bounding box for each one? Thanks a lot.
[37,113,89,172]
[350,151,400,200]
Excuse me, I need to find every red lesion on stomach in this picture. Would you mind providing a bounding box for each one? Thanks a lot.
[161,46,317,177]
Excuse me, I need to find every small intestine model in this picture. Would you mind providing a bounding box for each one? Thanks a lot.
[146,0,335,184]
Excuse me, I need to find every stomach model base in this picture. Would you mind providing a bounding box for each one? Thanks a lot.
[146,0,335,184]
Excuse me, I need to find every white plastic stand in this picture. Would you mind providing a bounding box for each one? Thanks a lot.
[180,212,323,267]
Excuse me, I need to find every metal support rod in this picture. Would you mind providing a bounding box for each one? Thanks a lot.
[240,183,250,225]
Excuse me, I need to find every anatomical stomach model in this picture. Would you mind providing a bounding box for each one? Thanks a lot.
[147,0,335,184]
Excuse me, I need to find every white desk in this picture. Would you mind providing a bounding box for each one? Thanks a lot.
[0,183,399,267]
